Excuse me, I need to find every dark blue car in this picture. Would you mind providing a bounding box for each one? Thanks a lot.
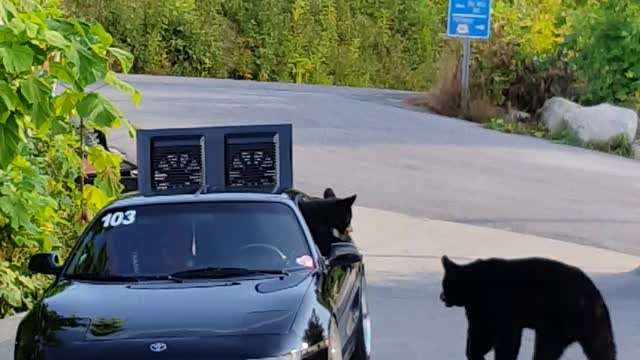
[14,124,371,360]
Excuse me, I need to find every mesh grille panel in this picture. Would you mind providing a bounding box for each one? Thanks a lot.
[151,138,203,192]
[225,141,277,189]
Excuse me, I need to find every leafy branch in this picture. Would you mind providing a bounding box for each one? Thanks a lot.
[0,0,141,317]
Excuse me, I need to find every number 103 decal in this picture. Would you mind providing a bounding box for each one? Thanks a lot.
[101,210,136,228]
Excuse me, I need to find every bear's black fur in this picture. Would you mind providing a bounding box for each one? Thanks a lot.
[440,256,616,360]
[287,187,356,257]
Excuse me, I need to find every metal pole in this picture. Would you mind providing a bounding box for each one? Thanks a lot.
[461,38,471,114]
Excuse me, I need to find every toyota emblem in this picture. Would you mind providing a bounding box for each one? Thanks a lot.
[149,342,167,352]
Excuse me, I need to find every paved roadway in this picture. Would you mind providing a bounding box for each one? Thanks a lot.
[104,75,640,256]
[2,75,640,360]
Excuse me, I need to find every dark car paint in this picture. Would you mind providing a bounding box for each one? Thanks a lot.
[15,193,368,360]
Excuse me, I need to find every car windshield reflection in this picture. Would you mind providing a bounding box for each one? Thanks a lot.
[62,202,312,279]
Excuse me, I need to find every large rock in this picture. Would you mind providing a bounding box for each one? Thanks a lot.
[564,103,638,145]
[536,97,582,134]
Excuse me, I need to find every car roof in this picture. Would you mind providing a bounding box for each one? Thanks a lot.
[104,191,295,210]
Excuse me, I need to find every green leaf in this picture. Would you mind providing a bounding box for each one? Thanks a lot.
[0,195,31,231]
[19,77,52,129]
[0,82,20,111]
[83,185,111,216]
[0,109,8,124]
[87,146,122,172]
[49,61,78,88]
[0,44,34,74]
[10,14,40,40]
[95,174,123,198]
[20,77,50,104]
[90,44,106,57]
[126,121,136,138]
[0,116,20,169]
[107,47,134,74]
[68,18,89,37]
[25,22,39,39]
[0,1,17,25]
[52,90,83,117]
[76,93,124,128]
[11,155,30,170]
[18,275,36,291]
[0,26,16,44]
[1,285,22,307]
[90,23,113,49]
[65,45,80,73]
[76,45,107,86]
[7,18,26,38]
[44,30,70,49]
[105,71,142,106]
[41,236,53,252]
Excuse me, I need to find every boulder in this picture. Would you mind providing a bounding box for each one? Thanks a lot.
[536,97,582,134]
[564,104,638,145]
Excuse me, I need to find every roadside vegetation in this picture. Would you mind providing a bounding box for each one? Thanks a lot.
[407,0,640,157]
[61,0,449,90]
[484,118,633,158]
[0,0,139,318]
[62,0,640,157]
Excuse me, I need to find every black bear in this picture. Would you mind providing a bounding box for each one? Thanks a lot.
[439,255,616,360]
[290,187,356,257]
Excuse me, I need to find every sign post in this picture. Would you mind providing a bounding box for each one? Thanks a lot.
[446,0,492,113]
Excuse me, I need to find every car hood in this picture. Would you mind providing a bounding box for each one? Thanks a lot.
[38,271,315,341]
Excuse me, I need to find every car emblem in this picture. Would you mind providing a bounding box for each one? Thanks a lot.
[149,342,167,352]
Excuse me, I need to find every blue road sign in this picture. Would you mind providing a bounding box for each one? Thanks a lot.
[447,0,492,39]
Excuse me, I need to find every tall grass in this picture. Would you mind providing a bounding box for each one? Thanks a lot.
[62,0,448,90]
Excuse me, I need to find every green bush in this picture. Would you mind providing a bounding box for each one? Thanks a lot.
[0,0,139,318]
[563,1,640,108]
[62,0,449,90]
[466,0,580,112]
[61,0,226,77]
[469,0,640,114]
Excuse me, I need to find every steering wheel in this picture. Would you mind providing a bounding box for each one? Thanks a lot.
[237,244,288,266]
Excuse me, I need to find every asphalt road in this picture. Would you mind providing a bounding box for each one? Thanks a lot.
[103,74,640,256]
[2,75,640,359]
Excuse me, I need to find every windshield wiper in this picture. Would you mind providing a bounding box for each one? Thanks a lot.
[170,267,289,279]
[64,273,183,283]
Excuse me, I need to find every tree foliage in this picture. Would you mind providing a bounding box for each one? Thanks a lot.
[62,0,448,91]
[563,0,640,107]
[0,0,139,318]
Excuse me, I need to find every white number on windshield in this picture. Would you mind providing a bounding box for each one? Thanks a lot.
[101,210,136,228]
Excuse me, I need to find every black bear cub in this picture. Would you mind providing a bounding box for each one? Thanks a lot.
[440,256,616,360]
[290,187,356,257]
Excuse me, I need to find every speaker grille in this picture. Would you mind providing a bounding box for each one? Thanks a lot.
[225,140,277,190]
[151,137,204,192]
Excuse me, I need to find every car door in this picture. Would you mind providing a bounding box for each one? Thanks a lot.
[322,246,364,357]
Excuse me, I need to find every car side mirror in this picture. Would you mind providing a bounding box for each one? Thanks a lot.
[28,252,62,276]
[327,242,362,267]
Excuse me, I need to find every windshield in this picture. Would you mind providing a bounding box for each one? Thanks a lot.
[63,201,313,278]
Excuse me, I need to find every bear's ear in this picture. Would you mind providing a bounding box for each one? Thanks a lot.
[441,255,458,271]
[343,194,357,206]
[323,188,336,199]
